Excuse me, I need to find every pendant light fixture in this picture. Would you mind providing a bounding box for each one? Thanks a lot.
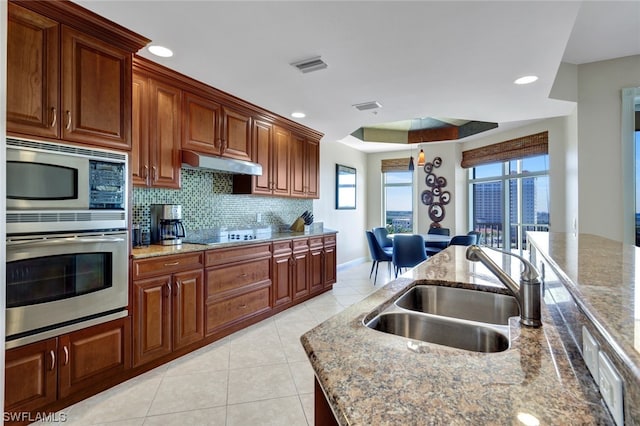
[417,148,425,167]
[408,156,415,171]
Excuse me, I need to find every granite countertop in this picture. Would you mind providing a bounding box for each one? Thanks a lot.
[131,229,337,259]
[527,232,640,388]
[301,246,611,425]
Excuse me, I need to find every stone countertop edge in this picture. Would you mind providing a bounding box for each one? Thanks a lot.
[300,246,611,425]
[130,229,338,259]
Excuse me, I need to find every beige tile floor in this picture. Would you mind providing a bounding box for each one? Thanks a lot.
[50,260,393,426]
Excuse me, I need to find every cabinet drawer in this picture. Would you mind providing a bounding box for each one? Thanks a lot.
[133,252,204,279]
[324,234,336,246]
[309,237,324,249]
[273,240,292,255]
[206,286,271,333]
[206,259,270,297]
[205,243,271,267]
[292,238,309,252]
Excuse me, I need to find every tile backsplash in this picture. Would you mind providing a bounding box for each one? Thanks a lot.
[132,168,312,233]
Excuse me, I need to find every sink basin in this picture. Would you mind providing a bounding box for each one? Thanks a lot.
[395,285,519,325]
[366,312,510,353]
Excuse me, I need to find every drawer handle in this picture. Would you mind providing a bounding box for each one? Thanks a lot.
[50,107,57,128]
[63,346,69,366]
[65,110,72,130]
[164,261,180,266]
[239,304,248,309]
[50,350,56,371]
[238,273,248,278]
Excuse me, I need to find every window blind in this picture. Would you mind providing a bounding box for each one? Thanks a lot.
[381,158,411,172]
[461,131,548,168]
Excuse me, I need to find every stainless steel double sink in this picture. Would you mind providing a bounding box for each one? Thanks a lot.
[365,285,519,353]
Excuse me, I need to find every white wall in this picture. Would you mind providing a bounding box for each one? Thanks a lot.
[577,55,640,242]
[313,138,368,266]
[1,0,7,413]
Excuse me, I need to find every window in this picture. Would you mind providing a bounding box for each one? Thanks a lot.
[469,155,549,251]
[383,170,413,233]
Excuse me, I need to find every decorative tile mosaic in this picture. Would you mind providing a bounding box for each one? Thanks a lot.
[133,168,312,233]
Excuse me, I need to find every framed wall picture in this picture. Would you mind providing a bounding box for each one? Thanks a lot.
[336,164,356,209]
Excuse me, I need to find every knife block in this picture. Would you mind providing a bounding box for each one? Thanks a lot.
[290,217,305,232]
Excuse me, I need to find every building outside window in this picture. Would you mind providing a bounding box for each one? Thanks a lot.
[469,155,549,251]
[383,170,413,233]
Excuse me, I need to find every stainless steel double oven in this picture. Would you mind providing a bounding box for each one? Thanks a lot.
[6,138,129,348]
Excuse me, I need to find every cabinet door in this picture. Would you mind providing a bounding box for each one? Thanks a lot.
[252,119,274,195]
[309,246,324,294]
[58,318,131,399]
[292,249,310,300]
[4,338,57,413]
[323,244,337,287]
[290,133,306,197]
[133,275,173,367]
[272,253,293,308]
[221,106,252,161]
[272,125,291,196]
[6,3,59,139]
[132,73,149,186]
[305,138,320,198]
[149,78,181,188]
[173,269,205,350]
[183,92,221,155]
[61,26,132,150]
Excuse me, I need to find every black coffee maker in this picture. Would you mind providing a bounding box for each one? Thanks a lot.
[150,204,186,245]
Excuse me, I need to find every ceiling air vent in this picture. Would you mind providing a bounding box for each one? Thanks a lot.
[353,101,382,111]
[291,56,328,73]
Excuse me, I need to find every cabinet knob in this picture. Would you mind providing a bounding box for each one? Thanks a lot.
[167,282,172,295]
[143,165,149,180]
[152,166,157,181]
[50,107,57,128]
[65,110,72,130]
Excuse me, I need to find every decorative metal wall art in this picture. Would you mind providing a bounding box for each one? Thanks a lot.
[420,156,450,228]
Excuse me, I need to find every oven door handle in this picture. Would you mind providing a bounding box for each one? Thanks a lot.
[7,236,125,247]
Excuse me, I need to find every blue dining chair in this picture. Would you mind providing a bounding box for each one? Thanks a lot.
[448,235,477,246]
[372,227,393,256]
[366,231,392,284]
[467,231,481,245]
[392,234,427,277]
[428,227,450,236]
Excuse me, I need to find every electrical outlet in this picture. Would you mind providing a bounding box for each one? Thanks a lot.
[582,326,599,379]
[598,351,624,426]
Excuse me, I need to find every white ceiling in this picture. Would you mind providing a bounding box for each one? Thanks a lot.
[77,0,640,153]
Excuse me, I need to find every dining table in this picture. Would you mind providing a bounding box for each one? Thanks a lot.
[388,233,452,244]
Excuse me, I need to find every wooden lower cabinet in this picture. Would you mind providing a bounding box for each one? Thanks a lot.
[324,235,337,287]
[292,239,310,301]
[205,243,272,334]
[4,317,131,415]
[132,252,205,367]
[272,241,293,308]
[309,237,325,294]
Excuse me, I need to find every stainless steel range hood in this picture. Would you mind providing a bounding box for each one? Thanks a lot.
[182,150,262,176]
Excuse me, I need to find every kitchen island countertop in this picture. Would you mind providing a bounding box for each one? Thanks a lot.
[301,245,611,425]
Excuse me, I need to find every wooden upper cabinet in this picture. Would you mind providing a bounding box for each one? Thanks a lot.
[221,106,252,161]
[182,91,221,155]
[131,73,149,186]
[291,134,320,199]
[7,1,149,151]
[7,3,60,139]
[61,26,132,150]
[251,119,273,195]
[272,125,291,196]
[149,79,182,188]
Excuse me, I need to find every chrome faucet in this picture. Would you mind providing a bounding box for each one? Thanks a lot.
[466,245,542,328]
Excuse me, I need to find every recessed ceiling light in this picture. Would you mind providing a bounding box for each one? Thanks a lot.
[291,112,306,118]
[514,75,538,85]
[148,45,173,58]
